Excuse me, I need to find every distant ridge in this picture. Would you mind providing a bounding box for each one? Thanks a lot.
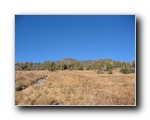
[58,58,79,62]
[16,58,131,63]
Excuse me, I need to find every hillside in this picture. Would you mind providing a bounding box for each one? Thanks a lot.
[15,58,135,74]
[15,70,135,105]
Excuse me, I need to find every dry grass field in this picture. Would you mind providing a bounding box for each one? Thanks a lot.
[15,70,135,105]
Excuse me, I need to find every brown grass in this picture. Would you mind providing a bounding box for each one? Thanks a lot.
[15,70,135,105]
[15,71,48,91]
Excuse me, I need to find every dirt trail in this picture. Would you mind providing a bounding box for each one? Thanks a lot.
[20,76,48,92]
[33,76,48,87]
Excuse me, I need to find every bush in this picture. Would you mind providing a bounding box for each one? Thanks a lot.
[78,66,84,70]
[108,70,113,74]
[61,64,67,70]
[47,62,56,71]
[97,70,104,74]
[130,68,135,73]
[120,67,130,74]
[120,62,131,74]
[85,65,91,70]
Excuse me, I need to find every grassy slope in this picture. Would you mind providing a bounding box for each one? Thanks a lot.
[15,70,135,105]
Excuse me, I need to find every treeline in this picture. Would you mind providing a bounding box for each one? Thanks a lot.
[15,58,135,74]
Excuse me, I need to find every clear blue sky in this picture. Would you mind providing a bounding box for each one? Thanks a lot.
[15,15,135,63]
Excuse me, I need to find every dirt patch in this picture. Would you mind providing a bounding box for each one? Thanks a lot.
[33,76,48,87]
[17,76,48,92]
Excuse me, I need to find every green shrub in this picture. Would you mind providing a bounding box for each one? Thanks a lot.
[97,70,104,74]
[130,68,135,73]
[108,70,113,74]
[120,67,130,74]
[78,66,84,70]
[47,62,56,71]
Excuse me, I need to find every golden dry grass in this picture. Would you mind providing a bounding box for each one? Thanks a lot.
[15,70,135,105]
[15,71,48,91]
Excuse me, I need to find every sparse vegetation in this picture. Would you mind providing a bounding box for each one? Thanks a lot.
[15,58,135,105]
[120,62,132,74]
[15,58,135,74]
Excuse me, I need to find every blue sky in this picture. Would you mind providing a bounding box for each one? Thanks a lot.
[15,15,135,63]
